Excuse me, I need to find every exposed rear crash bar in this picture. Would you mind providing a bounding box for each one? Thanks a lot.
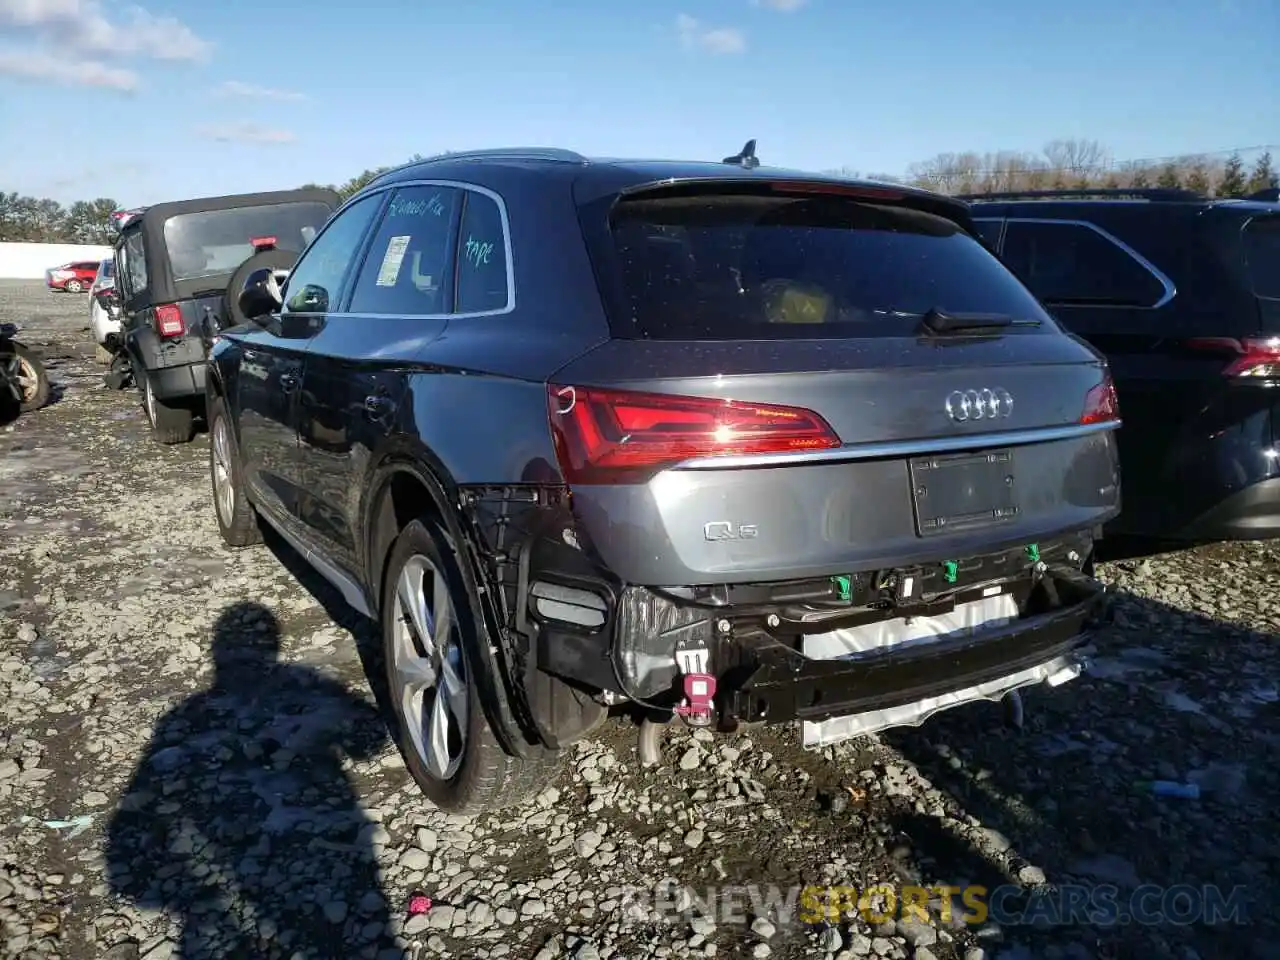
[722,566,1109,728]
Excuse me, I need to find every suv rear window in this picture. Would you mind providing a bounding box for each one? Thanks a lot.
[162,202,332,282]
[1243,217,1280,300]
[605,190,1053,339]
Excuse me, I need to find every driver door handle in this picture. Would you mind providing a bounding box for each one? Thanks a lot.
[279,373,299,393]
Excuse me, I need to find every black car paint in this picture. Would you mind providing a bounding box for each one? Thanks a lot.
[970,196,1280,539]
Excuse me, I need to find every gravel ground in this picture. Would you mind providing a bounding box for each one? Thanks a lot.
[1,278,1277,960]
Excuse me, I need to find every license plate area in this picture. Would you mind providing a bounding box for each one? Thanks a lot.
[910,449,1018,536]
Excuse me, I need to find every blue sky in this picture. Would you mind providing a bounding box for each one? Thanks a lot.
[1,0,1276,206]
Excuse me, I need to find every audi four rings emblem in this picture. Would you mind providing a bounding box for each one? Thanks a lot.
[945,387,1014,422]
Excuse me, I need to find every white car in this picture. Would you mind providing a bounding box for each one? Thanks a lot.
[88,259,120,364]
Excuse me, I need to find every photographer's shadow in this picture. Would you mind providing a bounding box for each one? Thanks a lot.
[105,601,404,960]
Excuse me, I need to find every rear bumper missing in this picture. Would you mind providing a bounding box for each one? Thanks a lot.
[725,568,1106,730]
[527,525,1109,735]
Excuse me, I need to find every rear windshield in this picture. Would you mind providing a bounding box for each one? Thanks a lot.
[1243,217,1280,300]
[606,191,1054,339]
[162,201,333,282]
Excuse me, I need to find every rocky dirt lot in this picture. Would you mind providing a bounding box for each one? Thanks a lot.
[0,278,1277,960]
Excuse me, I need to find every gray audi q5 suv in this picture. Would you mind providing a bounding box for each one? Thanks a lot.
[207,144,1122,813]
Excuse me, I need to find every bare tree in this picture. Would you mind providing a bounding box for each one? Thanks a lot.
[1042,138,1111,179]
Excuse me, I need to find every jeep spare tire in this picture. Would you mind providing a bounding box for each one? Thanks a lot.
[225,248,298,329]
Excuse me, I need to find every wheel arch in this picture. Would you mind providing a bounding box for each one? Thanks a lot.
[362,442,552,758]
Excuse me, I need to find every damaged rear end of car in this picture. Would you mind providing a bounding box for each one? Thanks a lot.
[471,167,1123,757]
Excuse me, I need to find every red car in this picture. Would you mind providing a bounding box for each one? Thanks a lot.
[45,261,101,293]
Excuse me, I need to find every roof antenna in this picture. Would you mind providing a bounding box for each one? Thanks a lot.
[723,139,759,170]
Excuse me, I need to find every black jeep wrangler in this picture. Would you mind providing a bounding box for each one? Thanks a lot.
[110,188,339,443]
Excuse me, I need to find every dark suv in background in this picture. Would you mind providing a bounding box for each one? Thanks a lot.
[965,187,1280,541]
[111,188,339,443]
[208,146,1120,813]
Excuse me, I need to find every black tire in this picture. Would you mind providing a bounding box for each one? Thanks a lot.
[207,395,262,548]
[65,279,84,293]
[140,374,194,444]
[381,518,561,814]
[11,342,50,413]
[226,248,298,328]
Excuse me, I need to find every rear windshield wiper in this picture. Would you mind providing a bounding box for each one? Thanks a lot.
[918,307,1040,336]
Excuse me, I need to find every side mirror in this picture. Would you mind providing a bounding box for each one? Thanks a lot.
[290,283,329,314]
[238,267,284,322]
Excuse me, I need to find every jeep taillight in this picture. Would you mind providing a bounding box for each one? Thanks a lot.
[1186,337,1280,379]
[1081,369,1120,424]
[155,304,184,337]
[547,384,841,485]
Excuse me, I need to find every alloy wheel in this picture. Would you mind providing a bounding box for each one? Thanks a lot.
[211,417,236,527]
[391,554,470,780]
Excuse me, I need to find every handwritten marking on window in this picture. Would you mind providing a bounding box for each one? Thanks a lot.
[390,194,445,218]
[464,235,494,268]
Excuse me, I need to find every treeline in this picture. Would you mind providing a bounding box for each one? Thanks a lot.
[0,194,121,244]
[894,139,1278,198]
[6,141,1277,244]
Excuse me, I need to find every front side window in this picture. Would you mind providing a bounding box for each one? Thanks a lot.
[163,201,333,283]
[1000,220,1166,307]
[281,193,383,314]
[349,186,462,315]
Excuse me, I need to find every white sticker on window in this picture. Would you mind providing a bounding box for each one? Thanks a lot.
[376,235,410,287]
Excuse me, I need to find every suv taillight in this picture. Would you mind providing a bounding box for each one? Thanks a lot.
[1186,337,1280,379]
[547,384,841,485]
[155,304,184,337]
[1081,369,1120,424]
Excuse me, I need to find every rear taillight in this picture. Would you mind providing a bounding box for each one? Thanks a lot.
[1186,337,1280,379]
[1081,369,1120,424]
[155,304,184,337]
[547,384,841,485]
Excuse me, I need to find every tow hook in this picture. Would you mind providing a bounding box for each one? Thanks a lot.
[674,645,716,729]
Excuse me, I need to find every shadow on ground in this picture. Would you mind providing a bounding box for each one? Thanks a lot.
[876,589,1279,960]
[104,601,404,960]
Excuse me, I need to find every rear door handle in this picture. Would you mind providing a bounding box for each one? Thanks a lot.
[279,373,299,392]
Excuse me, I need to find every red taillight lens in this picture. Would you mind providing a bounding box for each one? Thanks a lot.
[547,384,841,485]
[155,304,184,337]
[1186,337,1280,378]
[1081,369,1120,424]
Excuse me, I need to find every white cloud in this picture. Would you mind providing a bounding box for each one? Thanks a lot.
[0,48,137,89]
[0,0,211,60]
[216,80,307,102]
[752,0,808,10]
[676,13,745,54]
[195,122,297,146]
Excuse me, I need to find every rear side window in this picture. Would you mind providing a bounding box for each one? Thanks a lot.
[349,186,461,316]
[1243,218,1280,300]
[121,230,148,299]
[604,191,1053,339]
[1000,220,1166,308]
[454,191,510,314]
